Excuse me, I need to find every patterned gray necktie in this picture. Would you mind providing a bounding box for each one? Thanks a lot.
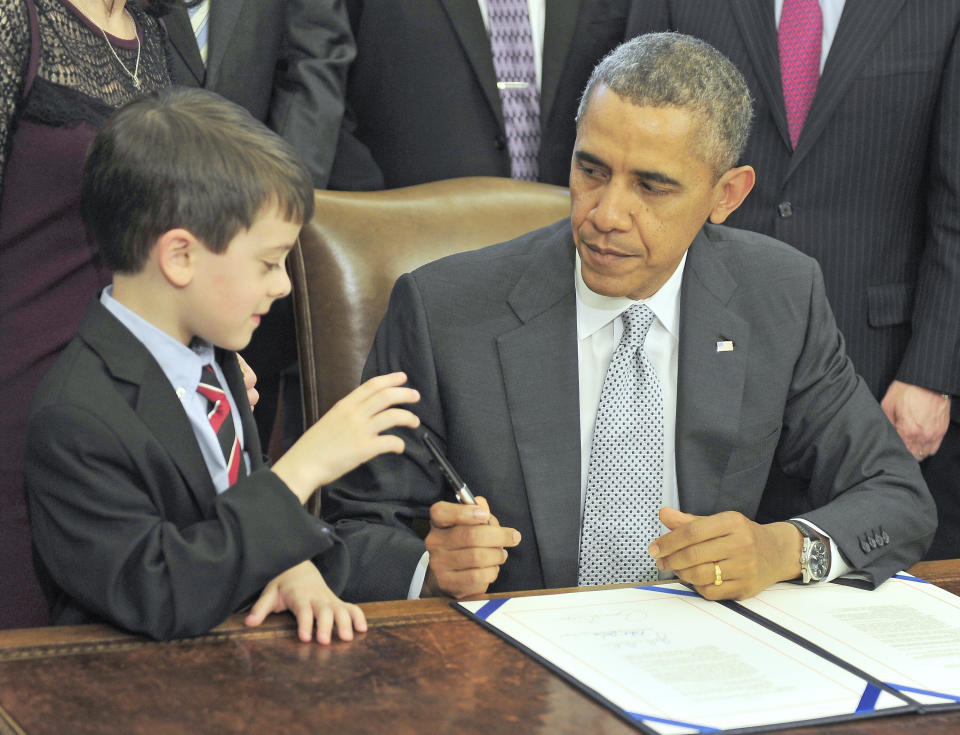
[578,304,664,586]
[486,0,540,181]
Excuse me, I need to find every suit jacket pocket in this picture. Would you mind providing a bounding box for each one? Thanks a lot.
[724,424,781,476]
[867,282,913,328]
[857,51,939,78]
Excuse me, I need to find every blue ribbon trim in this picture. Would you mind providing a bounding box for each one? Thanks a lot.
[635,585,700,597]
[472,598,510,621]
[886,682,960,702]
[856,683,881,712]
[893,573,931,584]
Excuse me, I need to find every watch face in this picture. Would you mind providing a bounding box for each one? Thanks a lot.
[809,540,829,580]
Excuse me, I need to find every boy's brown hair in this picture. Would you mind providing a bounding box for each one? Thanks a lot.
[82,86,315,274]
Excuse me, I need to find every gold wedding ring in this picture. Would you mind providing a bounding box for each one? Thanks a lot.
[714,563,723,586]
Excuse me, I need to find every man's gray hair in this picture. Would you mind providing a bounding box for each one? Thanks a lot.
[576,33,754,176]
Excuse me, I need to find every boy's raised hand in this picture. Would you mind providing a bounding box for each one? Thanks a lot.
[237,354,259,409]
[272,372,420,503]
[245,561,367,644]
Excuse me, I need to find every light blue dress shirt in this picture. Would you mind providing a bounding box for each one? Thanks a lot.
[101,287,249,494]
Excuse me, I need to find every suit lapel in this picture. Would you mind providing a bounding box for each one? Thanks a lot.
[499,230,581,589]
[205,0,247,90]
[675,231,750,515]
[729,0,790,151]
[439,0,504,129]
[787,0,906,175]
[540,0,581,126]
[165,4,205,85]
[80,300,218,512]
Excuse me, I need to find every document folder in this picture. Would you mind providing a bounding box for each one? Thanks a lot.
[455,575,960,734]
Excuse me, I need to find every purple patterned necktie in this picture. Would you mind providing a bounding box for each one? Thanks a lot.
[779,0,823,149]
[487,0,540,181]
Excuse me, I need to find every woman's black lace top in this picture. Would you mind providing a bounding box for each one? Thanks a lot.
[0,0,170,201]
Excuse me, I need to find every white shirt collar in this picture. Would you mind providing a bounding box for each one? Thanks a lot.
[575,251,686,341]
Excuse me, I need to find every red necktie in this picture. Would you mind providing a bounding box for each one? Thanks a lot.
[779,0,823,148]
[197,364,246,486]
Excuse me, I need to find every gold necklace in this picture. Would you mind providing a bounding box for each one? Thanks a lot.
[100,19,141,90]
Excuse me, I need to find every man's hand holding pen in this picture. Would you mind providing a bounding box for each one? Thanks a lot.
[418,432,521,598]
[421,497,521,599]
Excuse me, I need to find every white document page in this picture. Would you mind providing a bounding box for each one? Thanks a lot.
[458,584,908,735]
[739,573,960,707]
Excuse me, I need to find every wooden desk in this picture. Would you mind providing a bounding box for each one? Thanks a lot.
[2,560,958,735]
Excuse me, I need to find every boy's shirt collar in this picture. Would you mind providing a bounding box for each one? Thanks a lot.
[100,287,248,494]
[100,286,215,392]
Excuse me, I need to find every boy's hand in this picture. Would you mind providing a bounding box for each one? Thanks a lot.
[422,496,521,599]
[245,560,367,644]
[272,372,420,503]
[237,354,259,409]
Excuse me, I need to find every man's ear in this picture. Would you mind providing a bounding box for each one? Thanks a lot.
[708,165,756,224]
[155,229,201,288]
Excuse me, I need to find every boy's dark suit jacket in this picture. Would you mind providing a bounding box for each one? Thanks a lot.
[324,221,936,602]
[624,0,960,557]
[328,0,629,190]
[25,299,346,640]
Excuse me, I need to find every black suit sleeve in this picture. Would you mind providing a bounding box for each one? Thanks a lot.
[269,0,356,189]
[26,403,342,640]
[323,273,448,601]
[770,260,937,583]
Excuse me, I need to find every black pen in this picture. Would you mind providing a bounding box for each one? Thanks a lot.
[421,432,477,506]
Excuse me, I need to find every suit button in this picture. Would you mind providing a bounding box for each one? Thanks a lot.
[494,134,507,151]
[777,201,793,218]
[868,535,877,549]
[882,530,890,544]
[860,538,871,553]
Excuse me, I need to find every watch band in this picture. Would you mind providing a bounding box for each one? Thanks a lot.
[787,519,831,583]
[788,519,828,545]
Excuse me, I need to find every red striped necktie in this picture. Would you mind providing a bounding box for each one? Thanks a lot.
[197,364,246,486]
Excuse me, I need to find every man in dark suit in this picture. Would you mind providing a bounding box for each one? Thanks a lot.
[165,0,356,449]
[624,1,960,559]
[327,0,630,190]
[324,33,935,603]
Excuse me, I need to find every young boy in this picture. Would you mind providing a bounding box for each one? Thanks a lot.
[23,87,420,643]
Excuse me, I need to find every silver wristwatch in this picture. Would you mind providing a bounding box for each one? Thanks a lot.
[788,520,830,584]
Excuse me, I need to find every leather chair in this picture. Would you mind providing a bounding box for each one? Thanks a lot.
[290,176,570,429]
